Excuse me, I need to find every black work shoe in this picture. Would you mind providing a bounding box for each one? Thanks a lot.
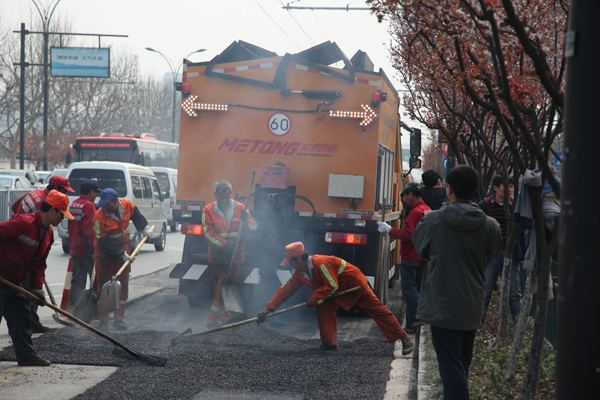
[319,343,338,351]
[400,336,414,356]
[97,321,108,332]
[31,324,51,333]
[113,321,127,331]
[404,326,417,334]
[18,354,51,367]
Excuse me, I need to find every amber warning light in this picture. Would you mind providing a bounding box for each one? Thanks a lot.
[181,224,203,235]
[329,104,377,128]
[325,232,368,245]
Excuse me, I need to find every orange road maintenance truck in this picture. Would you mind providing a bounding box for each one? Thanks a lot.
[169,41,421,309]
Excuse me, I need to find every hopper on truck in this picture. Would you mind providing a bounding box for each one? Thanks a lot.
[170,41,421,312]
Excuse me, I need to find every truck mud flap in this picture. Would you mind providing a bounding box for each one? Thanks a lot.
[169,263,208,280]
[170,263,292,286]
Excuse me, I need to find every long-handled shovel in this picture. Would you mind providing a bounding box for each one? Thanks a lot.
[71,265,97,323]
[173,286,361,345]
[97,225,154,314]
[221,171,255,313]
[0,275,167,366]
[44,280,74,327]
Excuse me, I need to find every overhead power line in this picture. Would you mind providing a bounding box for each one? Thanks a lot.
[254,0,302,50]
[281,4,370,11]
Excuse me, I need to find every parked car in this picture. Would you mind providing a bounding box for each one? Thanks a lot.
[44,168,68,184]
[149,167,178,232]
[0,169,41,187]
[36,171,51,184]
[58,162,168,254]
[0,175,34,190]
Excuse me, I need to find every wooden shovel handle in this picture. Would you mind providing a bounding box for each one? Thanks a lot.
[114,225,155,279]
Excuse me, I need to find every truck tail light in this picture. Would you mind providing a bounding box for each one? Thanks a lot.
[181,224,203,235]
[325,232,368,245]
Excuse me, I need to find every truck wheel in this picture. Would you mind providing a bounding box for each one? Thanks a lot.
[169,220,178,232]
[154,225,166,251]
[62,241,70,254]
[187,295,202,308]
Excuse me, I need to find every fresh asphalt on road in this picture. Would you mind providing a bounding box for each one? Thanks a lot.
[0,230,416,400]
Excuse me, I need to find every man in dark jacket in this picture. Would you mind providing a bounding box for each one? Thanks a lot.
[477,175,521,321]
[377,182,430,333]
[421,170,447,210]
[67,180,100,309]
[0,191,74,366]
[413,165,501,400]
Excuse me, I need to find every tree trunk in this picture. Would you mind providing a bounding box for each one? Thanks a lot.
[521,185,550,400]
[497,220,520,341]
[505,274,532,380]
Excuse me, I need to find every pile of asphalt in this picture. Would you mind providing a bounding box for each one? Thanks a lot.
[0,315,395,400]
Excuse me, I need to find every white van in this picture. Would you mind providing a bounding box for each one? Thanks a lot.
[58,162,168,253]
[148,167,178,232]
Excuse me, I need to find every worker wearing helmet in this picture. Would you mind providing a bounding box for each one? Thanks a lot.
[0,191,74,366]
[202,180,257,329]
[257,241,414,355]
[93,189,153,332]
[11,175,75,215]
[11,174,75,333]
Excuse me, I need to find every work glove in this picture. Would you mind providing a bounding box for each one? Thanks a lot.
[30,289,47,307]
[240,209,250,223]
[256,307,273,325]
[305,298,315,308]
[377,222,392,234]
[120,253,134,264]
[142,226,154,240]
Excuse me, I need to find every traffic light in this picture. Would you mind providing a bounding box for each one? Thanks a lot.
[411,129,421,157]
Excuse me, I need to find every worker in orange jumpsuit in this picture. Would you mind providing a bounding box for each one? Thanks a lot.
[93,189,153,331]
[202,180,257,328]
[257,242,414,354]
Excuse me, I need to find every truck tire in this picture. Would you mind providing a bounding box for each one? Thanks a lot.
[169,220,178,232]
[62,240,70,254]
[187,294,203,308]
[154,225,166,251]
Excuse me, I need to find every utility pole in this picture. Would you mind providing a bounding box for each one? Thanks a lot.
[556,0,600,397]
[19,23,28,170]
[32,0,63,171]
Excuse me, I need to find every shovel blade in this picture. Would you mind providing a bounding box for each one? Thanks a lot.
[71,288,98,323]
[98,280,121,314]
[221,279,243,313]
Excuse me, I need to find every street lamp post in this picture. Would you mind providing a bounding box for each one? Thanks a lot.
[145,47,206,143]
[32,0,62,171]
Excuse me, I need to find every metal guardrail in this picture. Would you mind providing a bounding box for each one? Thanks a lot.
[0,189,34,222]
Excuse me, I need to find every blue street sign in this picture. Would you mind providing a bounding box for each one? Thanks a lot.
[554,151,563,168]
[442,156,448,172]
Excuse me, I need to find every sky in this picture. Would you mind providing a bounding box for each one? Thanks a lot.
[1,0,429,178]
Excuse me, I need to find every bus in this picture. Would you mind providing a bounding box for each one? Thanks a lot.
[66,133,179,169]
